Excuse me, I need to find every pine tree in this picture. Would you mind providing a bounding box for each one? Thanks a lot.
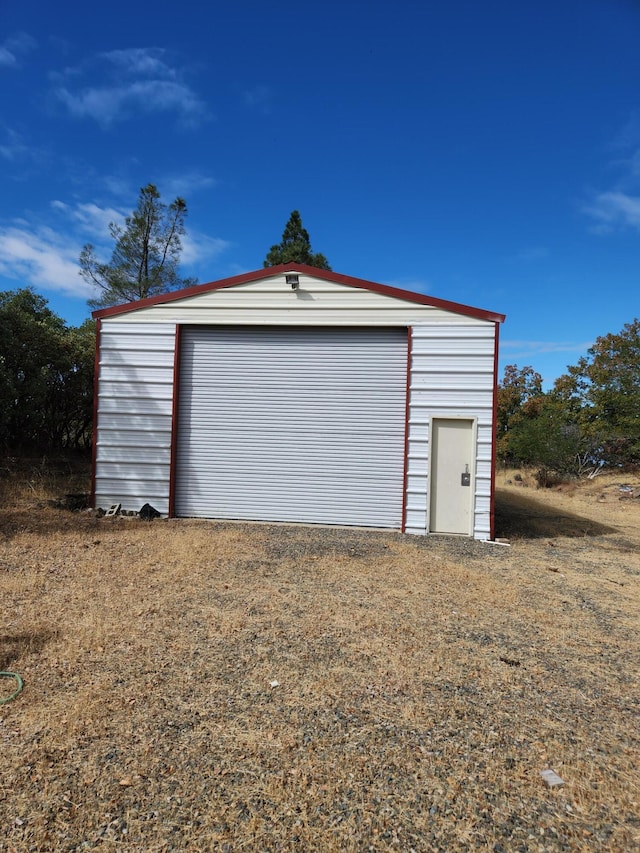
[80,184,197,309]
[263,210,331,269]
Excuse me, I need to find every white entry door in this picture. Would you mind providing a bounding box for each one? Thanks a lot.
[429,418,474,535]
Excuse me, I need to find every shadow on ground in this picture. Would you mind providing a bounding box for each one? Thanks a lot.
[0,507,109,541]
[495,488,617,539]
[0,630,55,670]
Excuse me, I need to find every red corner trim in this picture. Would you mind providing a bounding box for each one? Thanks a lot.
[401,326,412,533]
[90,318,101,508]
[490,321,501,540]
[91,263,506,324]
[168,324,182,518]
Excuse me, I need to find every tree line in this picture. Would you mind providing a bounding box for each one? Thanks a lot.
[498,318,640,480]
[1,187,330,453]
[0,289,94,451]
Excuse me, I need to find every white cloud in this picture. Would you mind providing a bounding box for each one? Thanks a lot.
[100,175,136,198]
[583,191,640,233]
[55,79,206,128]
[101,47,176,78]
[52,46,208,128]
[501,339,593,355]
[51,199,126,239]
[162,171,217,198]
[0,225,94,298]
[584,113,640,234]
[181,231,231,267]
[0,32,36,68]
[0,188,228,299]
[0,128,34,162]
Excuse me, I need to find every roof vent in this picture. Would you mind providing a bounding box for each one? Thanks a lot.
[286,274,299,291]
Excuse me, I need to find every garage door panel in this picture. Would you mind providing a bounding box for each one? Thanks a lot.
[181,454,402,475]
[175,326,407,527]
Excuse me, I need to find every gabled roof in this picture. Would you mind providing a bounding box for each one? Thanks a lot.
[92,263,506,323]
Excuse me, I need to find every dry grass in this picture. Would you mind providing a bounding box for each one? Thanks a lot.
[0,455,90,510]
[1,465,639,851]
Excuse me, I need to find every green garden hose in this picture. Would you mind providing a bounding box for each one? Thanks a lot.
[0,672,23,704]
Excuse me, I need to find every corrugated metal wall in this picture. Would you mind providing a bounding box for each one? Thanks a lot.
[94,275,500,539]
[94,322,175,514]
[174,326,407,527]
[405,324,496,538]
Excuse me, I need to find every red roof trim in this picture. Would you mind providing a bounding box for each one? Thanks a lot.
[91,263,506,324]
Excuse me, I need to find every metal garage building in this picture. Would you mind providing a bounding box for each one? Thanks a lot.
[91,264,505,539]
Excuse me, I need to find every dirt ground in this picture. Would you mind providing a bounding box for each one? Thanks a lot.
[1,466,639,852]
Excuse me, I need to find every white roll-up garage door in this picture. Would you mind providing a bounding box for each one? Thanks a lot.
[175,326,408,527]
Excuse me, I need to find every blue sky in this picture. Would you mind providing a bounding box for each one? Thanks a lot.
[1,0,639,386]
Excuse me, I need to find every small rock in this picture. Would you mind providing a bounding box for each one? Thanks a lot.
[540,768,564,786]
[139,503,161,520]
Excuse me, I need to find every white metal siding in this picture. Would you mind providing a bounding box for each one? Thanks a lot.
[94,322,175,514]
[405,324,496,539]
[175,327,407,527]
[94,276,501,538]
[112,274,491,327]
